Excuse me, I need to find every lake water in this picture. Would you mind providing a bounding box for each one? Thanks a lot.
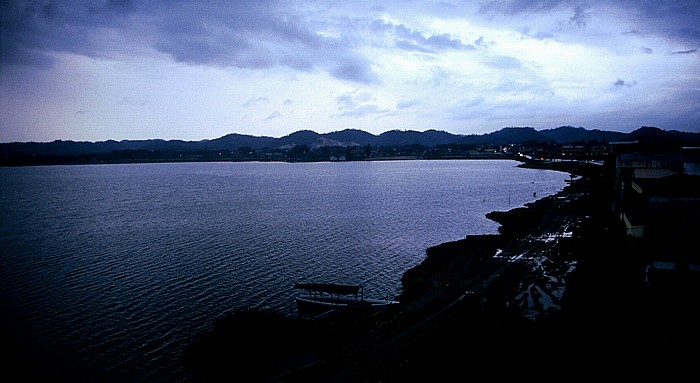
[0,160,568,382]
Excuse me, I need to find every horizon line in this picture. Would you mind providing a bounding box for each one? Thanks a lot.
[2,125,687,145]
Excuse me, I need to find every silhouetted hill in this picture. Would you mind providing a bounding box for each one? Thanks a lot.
[325,129,377,146]
[625,126,700,144]
[374,129,460,146]
[207,133,277,150]
[476,127,551,144]
[140,139,204,152]
[540,126,628,143]
[2,126,699,161]
[278,130,322,147]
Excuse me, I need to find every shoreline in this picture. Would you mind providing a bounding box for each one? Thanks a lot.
[185,160,699,381]
[185,162,597,381]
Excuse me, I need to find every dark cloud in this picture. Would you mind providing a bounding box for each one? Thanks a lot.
[667,27,700,45]
[148,1,379,83]
[0,40,56,67]
[370,19,474,53]
[150,1,324,67]
[612,79,636,87]
[671,49,697,55]
[481,0,571,14]
[0,0,379,83]
[1,0,135,66]
[569,5,590,27]
[625,2,700,46]
[329,58,378,84]
[483,0,700,47]
[425,34,470,50]
[533,31,556,40]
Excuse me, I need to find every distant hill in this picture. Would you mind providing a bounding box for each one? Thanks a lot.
[476,127,551,144]
[539,126,628,143]
[2,126,699,159]
[206,133,278,150]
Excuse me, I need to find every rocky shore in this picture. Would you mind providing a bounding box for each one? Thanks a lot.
[186,161,700,382]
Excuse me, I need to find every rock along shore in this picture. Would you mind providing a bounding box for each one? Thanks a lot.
[185,160,700,382]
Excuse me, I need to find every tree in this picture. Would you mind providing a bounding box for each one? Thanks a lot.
[288,144,310,160]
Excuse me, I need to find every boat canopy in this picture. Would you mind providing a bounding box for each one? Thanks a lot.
[294,283,361,296]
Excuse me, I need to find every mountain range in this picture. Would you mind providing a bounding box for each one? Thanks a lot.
[2,126,699,157]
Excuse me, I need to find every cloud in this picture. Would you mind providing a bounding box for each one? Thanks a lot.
[670,49,697,55]
[667,27,700,46]
[533,31,556,40]
[334,90,389,117]
[413,67,453,88]
[0,0,379,83]
[265,111,281,120]
[616,1,700,45]
[569,5,590,27]
[150,2,379,83]
[397,99,421,109]
[329,58,379,84]
[448,97,486,120]
[1,0,136,66]
[2,0,700,143]
[242,97,269,107]
[481,1,700,45]
[337,104,389,118]
[370,19,474,53]
[481,0,568,14]
[612,79,637,87]
[336,91,372,109]
[485,55,523,70]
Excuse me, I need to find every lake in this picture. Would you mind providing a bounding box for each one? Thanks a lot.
[0,159,568,382]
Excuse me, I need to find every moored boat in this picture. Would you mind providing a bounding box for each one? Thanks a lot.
[293,283,399,314]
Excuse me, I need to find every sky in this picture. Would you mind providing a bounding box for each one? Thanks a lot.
[1,0,699,143]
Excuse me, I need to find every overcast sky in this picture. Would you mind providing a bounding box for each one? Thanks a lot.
[1,0,699,143]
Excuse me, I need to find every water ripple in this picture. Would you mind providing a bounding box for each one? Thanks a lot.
[0,160,567,382]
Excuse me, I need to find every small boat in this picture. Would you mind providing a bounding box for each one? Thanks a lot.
[293,283,399,314]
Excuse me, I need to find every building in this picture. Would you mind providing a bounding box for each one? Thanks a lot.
[610,141,700,281]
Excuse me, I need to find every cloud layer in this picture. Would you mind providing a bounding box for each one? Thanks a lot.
[1,0,698,142]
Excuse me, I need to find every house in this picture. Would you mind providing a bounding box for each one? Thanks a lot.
[609,141,700,281]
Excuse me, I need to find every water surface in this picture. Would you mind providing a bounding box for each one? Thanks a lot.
[0,160,568,382]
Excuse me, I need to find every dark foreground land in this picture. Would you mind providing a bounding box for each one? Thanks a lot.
[186,161,700,382]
